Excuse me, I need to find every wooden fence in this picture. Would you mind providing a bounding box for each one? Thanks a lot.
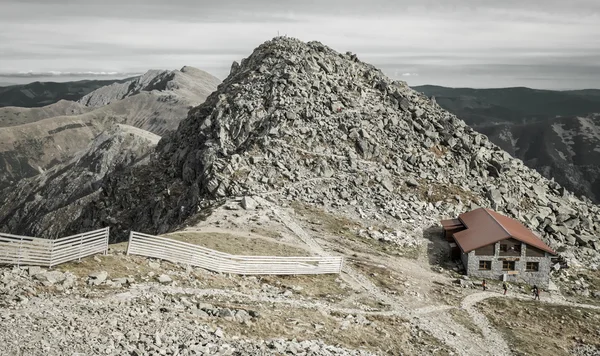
[127,231,344,275]
[0,227,109,267]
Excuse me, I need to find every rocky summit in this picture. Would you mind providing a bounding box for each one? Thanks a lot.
[7,37,600,265]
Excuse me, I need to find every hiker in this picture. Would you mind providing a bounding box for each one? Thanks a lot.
[502,281,508,295]
[482,280,487,291]
[534,287,540,301]
[532,285,538,298]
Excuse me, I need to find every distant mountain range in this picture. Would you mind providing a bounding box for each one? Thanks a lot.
[415,85,600,203]
[0,78,135,108]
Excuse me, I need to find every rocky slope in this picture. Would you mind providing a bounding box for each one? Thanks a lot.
[0,78,133,108]
[415,85,600,204]
[0,124,158,237]
[479,114,600,204]
[0,67,220,190]
[3,37,600,265]
[0,99,92,127]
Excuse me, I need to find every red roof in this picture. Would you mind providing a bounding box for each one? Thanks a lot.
[450,208,555,254]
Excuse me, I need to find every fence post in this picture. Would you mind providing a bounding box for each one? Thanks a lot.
[104,227,109,255]
[338,257,344,274]
[78,233,84,261]
[49,239,55,268]
[126,231,133,255]
[17,237,23,268]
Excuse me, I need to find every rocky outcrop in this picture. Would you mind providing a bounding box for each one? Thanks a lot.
[4,37,600,265]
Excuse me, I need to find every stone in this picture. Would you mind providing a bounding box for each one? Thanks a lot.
[34,271,66,285]
[157,274,172,284]
[148,261,160,269]
[88,271,108,286]
[406,178,419,188]
[241,196,257,210]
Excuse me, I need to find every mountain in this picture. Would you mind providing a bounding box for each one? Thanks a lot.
[479,114,600,203]
[0,124,159,237]
[414,85,600,204]
[78,66,220,108]
[0,100,93,127]
[414,85,600,127]
[0,66,220,190]
[0,78,134,108]
[1,37,599,266]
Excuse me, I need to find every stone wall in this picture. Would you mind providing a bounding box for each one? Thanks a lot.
[462,241,552,288]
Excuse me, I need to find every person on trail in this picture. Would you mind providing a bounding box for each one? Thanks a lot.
[534,287,540,301]
[532,285,539,298]
[482,280,487,291]
[503,281,508,295]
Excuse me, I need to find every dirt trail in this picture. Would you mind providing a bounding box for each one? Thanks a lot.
[254,196,500,356]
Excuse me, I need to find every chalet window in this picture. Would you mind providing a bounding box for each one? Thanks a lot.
[502,261,515,271]
[500,244,508,252]
[526,262,539,272]
[479,260,492,270]
[513,244,521,253]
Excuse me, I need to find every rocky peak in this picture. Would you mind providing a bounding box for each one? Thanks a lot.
[150,36,600,263]
[77,66,221,108]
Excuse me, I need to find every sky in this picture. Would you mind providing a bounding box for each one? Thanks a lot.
[1,0,599,89]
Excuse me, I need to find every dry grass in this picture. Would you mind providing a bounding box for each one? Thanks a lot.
[290,202,421,259]
[164,232,310,257]
[351,260,407,295]
[430,145,448,158]
[478,297,600,356]
[259,274,350,300]
[410,180,481,205]
[58,253,154,280]
[249,227,283,239]
[558,269,600,305]
[188,299,450,355]
[448,308,483,337]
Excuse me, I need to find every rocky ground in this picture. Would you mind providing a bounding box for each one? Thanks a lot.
[2,198,599,355]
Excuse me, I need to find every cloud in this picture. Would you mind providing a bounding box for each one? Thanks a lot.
[0,0,599,88]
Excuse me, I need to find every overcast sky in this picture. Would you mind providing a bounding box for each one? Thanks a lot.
[1,0,599,89]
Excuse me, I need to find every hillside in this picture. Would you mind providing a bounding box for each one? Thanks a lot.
[0,78,133,108]
[414,85,600,127]
[0,66,220,190]
[479,114,600,204]
[414,85,600,204]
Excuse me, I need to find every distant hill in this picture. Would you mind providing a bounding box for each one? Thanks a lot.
[414,85,600,127]
[0,66,220,191]
[414,85,600,203]
[0,78,136,108]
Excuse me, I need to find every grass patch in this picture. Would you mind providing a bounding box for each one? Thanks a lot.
[478,297,600,356]
[402,180,480,205]
[351,260,406,295]
[290,202,421,259]
[259,274,350,301]
[191,299,449,355]
[164,232,310,257]
[558,269,600,305]
[58,253,153,280]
